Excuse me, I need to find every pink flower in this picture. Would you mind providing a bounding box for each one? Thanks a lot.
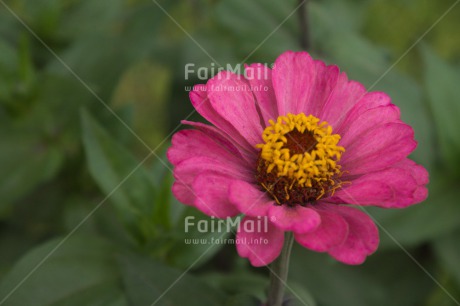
[168,51,429,266]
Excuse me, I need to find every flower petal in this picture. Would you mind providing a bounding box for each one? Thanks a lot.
[268,205,320,234]
[172,181,194,206]
[304,60,340,117]
[396,158,429,185]
[206,71,263,147]
[320,77,367,129]
[236,216,284,267]
[181,120,255,164]
[295,206,348,252]
[244,64,277,126]
[272,51,316,115]
[172,156,252,208]
[331,159,428,208]
[190,84,255,152]
[168,129,245,166]
[337,93,401,148]
[335,91,393,136]
[327,206,379,265]
[340,105,401,148]
[192,173,240,218]
[341,122,417,175]
[229,180,275,217]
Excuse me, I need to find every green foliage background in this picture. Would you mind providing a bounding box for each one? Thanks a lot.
[0,0,460,305]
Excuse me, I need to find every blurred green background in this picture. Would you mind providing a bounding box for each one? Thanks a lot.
[1,0,460,305]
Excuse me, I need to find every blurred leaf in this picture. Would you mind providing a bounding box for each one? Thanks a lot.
[0,39,19,105]
[16,0,62,37]
[0,128,63,217]
[120,1,181,60]
[422,45,460,175]
[81,109,157,241]
[310,0,366,34]
[364,0,460,70]
[149,151,183,229]
[289,245,434,306]
[57,0,123,39]
[151,171,174,230]
[118,253,226,306]
[165,207,232,269]
[215,0,298,61]
[290,246,383,306]
[0,235,126,306]
[203,271,268,301]
[224,294,260,306]
[286,282,316,306]
[426,275,460,306]
[0,231,35,278]
[434,228,460,286]
[112,60,171,150]
[48,34,129,100]
[51,0,179,100]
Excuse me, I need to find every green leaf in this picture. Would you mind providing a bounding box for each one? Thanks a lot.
[422,45,460,174]
[80,109,157,241]
[57,0,124,39]
[290,246,383,306]
[224,294,260,306]
[0,128,63,217]
[0,39,18,75]
[426,275,460,306]
[203,271,268,302]
[434,228,460,286]
[286,282,316,306]
[111,60,171,151]
[215,0,298,60]
[165,207,232,269]
[118,253,227,306]
[0,235,126,306]
[289,245,434,306]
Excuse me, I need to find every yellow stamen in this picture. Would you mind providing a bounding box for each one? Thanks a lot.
[256,113,344,191]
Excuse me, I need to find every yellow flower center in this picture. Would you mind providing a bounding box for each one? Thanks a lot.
[255,113,345,206]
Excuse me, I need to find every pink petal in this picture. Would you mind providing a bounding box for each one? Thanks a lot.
[393,158,429,203]
[331,160,428,208]
[236,216,284,267]
[172,181,195,206]
[335,91,393,136]
[339,104,401,148]
[268,205,320,234]
[168,129,246,166]
[229,180,275,217]
[341,122,417,175]
[192,173,240,218]
[172,156,252,209]
[272,51,317,115]
[190,84,255,152]
[303,60,340,117]
[206,71,263,147]
[327,206,379,265]
[295,206,348,252]
[181,120,255,164]
[244,64,278,126]
[395,158,429,185]
[320,77,367,129]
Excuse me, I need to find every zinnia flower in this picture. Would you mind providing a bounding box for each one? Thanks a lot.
[168,51,429,266]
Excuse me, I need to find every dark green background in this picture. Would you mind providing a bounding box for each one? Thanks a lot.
[1,0,460,305]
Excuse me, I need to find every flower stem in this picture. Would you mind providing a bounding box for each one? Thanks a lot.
[297,0,310,50]
[267,232,294,306]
